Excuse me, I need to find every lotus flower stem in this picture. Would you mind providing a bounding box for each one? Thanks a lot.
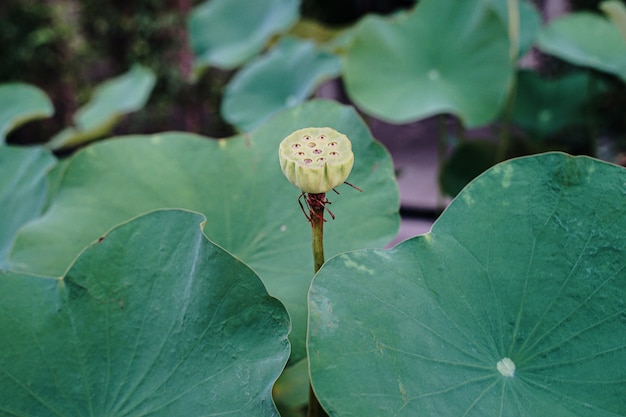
[310,194,327,273]
[306,193,330,417]
[279,127,357,417]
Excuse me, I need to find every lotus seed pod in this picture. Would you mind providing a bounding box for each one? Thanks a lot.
[279,127,354,194]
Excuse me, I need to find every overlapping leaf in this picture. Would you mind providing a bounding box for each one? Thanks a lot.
[9,99,400,362]
[222,37,341,132]
[189,0,300,70]
[309,153,626,416]
[0,209,290,416]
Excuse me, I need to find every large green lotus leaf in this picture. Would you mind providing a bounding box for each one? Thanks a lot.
[222,37,341,132]
[309,153,626,416]
[0,209,290,416]
[512,70,603,137]
[189,0,299,71]
[0,145,56,268]
[343,0,512,127]
[9,99,400,362]
[537,12,626,82]
[47,65,156,150]
[0,83,53,143]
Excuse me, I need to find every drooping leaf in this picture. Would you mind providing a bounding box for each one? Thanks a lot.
[537,12,626,82]
[0,209,290,416]
[222,37,341,132]
[189,0,300,71]
[309,153,626,416]
[0,83,53,143]
[0,145,56,268]
[47,65,156,150]
[343,0,512,127]
[8,99,400,363]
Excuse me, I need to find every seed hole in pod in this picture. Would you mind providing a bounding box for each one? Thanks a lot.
[313,149,322,154]
[328,142,337,147]
[307,142,317,148]
[295,151,305,156]
[318,135,327,140]
[303,135,312,140]
[317,157,326,162]
[329,152,339,157]
[291,143,301,149]
[304,158,313,164]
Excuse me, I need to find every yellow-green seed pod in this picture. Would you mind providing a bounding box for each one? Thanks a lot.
[279,127,354,194]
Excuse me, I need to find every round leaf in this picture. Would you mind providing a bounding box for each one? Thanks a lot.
[9,99,400,362]
[343,0,512,127]
[222,37,341,132]
[309,153,626,416]
[537,12,626,82]
[189,0,299,70]
[0,209,290,416]
[0,83,53,142]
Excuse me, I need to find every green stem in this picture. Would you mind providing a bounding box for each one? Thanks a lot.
[310,198,326,274]
[496,78,517,163]
[307,193,329,417]
[586,71,599,157]
[507,0,520,62]
[497,0,520,163]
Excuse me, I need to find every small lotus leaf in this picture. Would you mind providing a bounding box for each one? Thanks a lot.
[189,0,299,70]
[222,37,341,132]
[47,65,156,150]
[343,0,512,127]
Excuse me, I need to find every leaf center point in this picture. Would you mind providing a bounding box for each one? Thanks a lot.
[497,357,516,377]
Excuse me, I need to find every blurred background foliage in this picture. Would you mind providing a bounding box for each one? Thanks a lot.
[1,0,625,184]
[0,0,235,141]
[0,0,419,144]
